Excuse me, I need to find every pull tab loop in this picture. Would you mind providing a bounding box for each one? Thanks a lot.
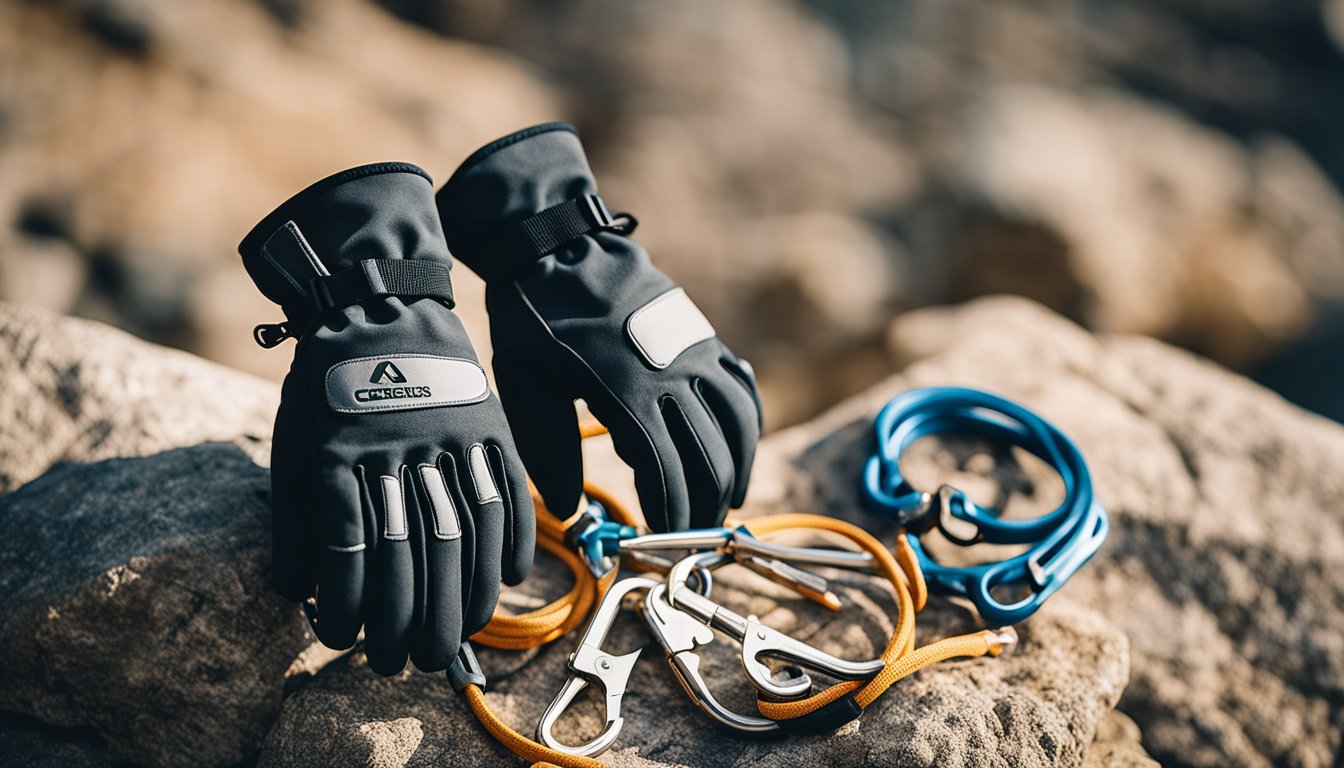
[253,322,292,348]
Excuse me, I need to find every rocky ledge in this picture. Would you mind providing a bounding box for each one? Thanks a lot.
[1,296,1340,767]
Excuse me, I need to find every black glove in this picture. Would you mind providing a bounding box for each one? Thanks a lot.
[435,124,762,532]
[239,163,534,675]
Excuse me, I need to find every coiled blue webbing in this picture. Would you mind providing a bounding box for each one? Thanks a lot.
[861,387,1108,624]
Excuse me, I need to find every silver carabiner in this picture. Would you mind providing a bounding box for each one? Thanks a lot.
[535,576,659,757]
[639,583,780,733]
[667,552,884,700]
[730,528,877,572]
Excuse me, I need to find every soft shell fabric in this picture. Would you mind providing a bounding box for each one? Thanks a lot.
[239,164,534,675]
[437,125,762,532]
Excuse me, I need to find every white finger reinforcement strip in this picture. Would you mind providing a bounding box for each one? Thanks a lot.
[467,444,501,504]
[626,288,716,369]
[380,475,408,539]
[419,465,462,540]
[326,542,366,553]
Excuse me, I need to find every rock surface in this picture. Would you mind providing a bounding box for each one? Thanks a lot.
[754,295,1344,767]
[0,302,311,767]
[0,444,311,767]
[1081,713,1159,768]
[260,590,1128,768]
[0,302,275,493]
[0,714,119,768]
[0,0,549,383]
[4,293,1341,767]
[919,85,1344,368]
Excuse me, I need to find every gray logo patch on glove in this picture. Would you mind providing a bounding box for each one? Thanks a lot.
[326,354,489,414]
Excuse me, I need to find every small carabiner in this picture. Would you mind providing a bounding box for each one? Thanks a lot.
[640,583,780,734]
[535,577,658,757]
[667,552,883,701]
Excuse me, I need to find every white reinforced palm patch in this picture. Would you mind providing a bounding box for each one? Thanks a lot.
[326,354,489,414]
[626,288,716,369]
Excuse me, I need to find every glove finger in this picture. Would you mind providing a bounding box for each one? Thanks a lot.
[460,444,505,636]
[408,457,465,671]
[487,442,535,587]
[497,373,583,521]
[662,392,733,529]
[702,362,763,508]
[313,465,370,650]
[593,397,690,533]
[270,397,316,602]
[445,452,478,646]
[364,468,416,675]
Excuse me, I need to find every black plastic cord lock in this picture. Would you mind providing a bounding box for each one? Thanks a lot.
[253,322,292,348]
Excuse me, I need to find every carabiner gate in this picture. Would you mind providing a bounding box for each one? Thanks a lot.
[666,552,883,701]
[640,583,780,733]
[535,577,658,757]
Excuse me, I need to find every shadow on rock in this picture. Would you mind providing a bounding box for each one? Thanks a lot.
[0,442,312,768]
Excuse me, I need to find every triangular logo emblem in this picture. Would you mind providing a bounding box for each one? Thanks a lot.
[369,361,407,385]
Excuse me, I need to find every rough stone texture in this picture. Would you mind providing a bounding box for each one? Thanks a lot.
[1081,713,1159,768]
[260,590,1128,768]
[0,302,276,493]
[0,445,313,767]
[0,714,121,768]
[751,295,1343,767]
[0,302,312,767]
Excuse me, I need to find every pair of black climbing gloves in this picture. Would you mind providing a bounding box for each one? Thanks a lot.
[239,124,762,675]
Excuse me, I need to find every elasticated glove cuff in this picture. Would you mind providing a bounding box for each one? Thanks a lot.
[239,163,452,331]
[435,123,600,281]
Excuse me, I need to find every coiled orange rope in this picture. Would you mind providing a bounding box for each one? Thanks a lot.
[457,424,1008,765]
[738,514,1009,722]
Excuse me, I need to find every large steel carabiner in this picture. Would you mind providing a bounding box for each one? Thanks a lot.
[666,552,884,700]
[535,577,658,757]
[639,583,780,733]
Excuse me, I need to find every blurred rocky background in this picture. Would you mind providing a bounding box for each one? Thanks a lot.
[2,1,1344,767]
[2,0,1342,431]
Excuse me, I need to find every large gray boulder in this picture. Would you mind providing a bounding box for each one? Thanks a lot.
[0,302,276,493]
[0,302,312,767]
[258,585,1129,768]
[0,444,309,767]
[754,295,1343,767]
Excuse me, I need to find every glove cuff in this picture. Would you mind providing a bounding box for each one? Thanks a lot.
[239,162,453,329]
[437,123,612,283]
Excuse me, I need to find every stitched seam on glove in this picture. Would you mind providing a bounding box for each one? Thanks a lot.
[509,282,673,515]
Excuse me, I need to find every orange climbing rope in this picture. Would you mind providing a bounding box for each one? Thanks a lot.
[738,514,1010,723]
[456,423,1009,766]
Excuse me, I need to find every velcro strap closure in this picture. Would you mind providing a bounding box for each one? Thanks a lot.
[311,259,455,313]
[474,194,636,283]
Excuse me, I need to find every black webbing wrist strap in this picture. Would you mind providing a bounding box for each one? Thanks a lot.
[473,193,637,283]
[312,259,455,313]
